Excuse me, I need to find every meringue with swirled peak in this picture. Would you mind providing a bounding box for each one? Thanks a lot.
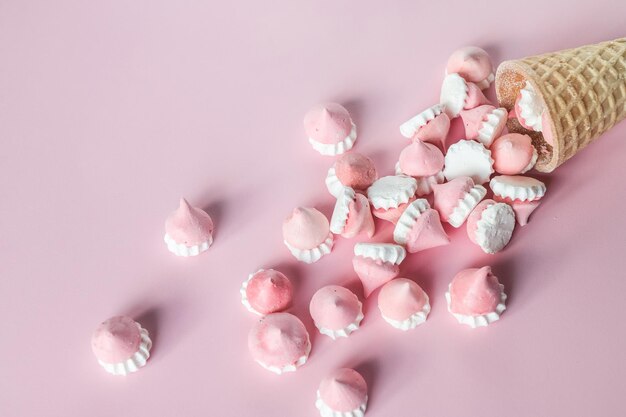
[240,269,293,316]
[91,316,152,376]
[378,278,430,331]
[352,243,406,297]
[326,153,378,197]
[459,105,507,148]
[316,368,368,417]
[304,103,357,156]
[393,199,449,253]
[367,175,417,224]
[491,133,538,175]
[283,207,334,263]
[445,46,495,90]
[443,139,494,185]
[440,73,491,118]
[330,187,375,239]
[309,285,364,340]
[396,140,446,196]
[446,266,507,328]
[164,198,214,257]
[466,199,515,254]
[433,177,486,228]
[248,313,311,374]
[514,81,545,132]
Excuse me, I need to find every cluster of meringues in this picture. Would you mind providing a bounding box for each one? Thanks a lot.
[90,46,548,417]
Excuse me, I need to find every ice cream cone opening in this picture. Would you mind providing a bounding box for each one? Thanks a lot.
[495,38,626,173]
[495,65,558,172]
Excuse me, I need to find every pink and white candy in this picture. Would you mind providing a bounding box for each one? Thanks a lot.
[309,285,364,339]
[352,243,406,297]
[304,103,357,156]
[378,278,430,330]
[316,368,368,417]
[446,266,507,328]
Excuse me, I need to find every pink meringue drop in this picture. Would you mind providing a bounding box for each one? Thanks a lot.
[283,207,333,263]
[399,104,450,148]
[240,269,293,316]
[309,285,363,339]
[464,82,491,108]
[367,175,418,224]
[494,195,541,226]
[378,278,430,330]
[91,316,152,375]
[316,368,368,417]
[446,46,495,89]
[353,243,406,297]
[371,198,416,224]
[343,193,375,238]
[441,74,491,118]
[330,187,375,239]
[446,266,507,328]
[92,316,142,365]
[304,103,357,156]
[164,198,214,257]
[466,199,515,254]
[459,105,508,148]
[393,199,449,253]
[335,153,378,190]
[399,140,445,177]
[491,133,538,175]
[248,313,311,374]
[416,112,451,147]
[432,177,486,227]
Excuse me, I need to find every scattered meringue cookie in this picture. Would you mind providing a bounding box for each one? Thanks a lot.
[433,177,486,228]
[309,285,364,340]
[399,140,444,177]
[304,103,357,156]
[91,316,152,376]
[399,104,451,147]
[326,153,378,197]
[445,266,507,328]
[490,175,546,226]
[494,197,540,226]
[393,199,449,253]
[440,73,491,118]
[353,243,406,297]
[396,140,446,196]
[164,198,214,257]
[248,312,311,374]
[459,105,507,148]
[378,278,431,331]
[443,140,494,184]
[316,368,368,417]
[240,269,293,316]
[466,199,515,254]
[330,187,375,239]
[367,175,418,223]
[283,207,334,264]
[445,46,495,90]
[514,81,545,132]
[491,133,538,175]
[490,175,546,202]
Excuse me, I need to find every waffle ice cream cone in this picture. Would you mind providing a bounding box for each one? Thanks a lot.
[496,38,626,172]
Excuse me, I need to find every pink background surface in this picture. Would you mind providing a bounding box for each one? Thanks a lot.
[1,1,625,416]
